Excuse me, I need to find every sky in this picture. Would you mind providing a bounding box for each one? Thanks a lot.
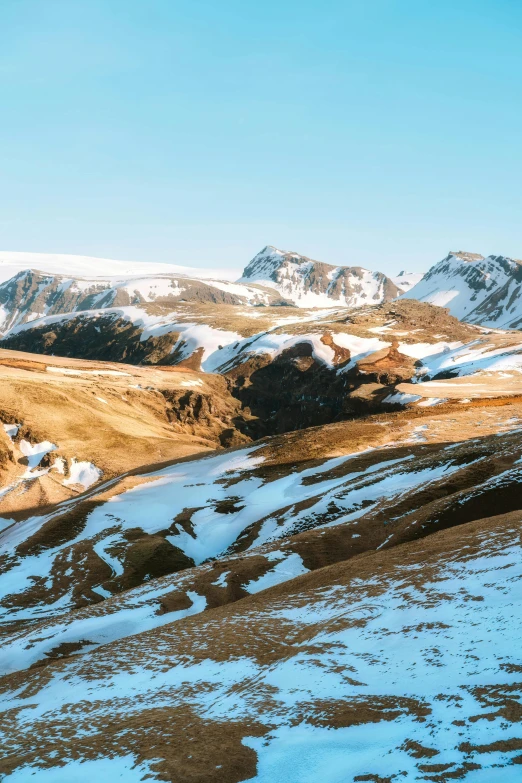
[1,0,522,276]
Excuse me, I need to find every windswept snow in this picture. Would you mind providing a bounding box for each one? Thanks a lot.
[398,340,461,359]
[416,339,522,379]
[1,755,162,782]
[244,552,309,594]
[417,397,447,407]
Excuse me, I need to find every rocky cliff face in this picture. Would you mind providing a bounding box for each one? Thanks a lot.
[238,245,401,307]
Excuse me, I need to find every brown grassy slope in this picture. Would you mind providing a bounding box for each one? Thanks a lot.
[0,348,250,512]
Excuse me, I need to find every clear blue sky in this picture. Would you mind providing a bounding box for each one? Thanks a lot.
[1,0,521,275]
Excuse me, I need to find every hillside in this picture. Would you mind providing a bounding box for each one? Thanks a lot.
[3,299,504,435]
[0,269,286,335]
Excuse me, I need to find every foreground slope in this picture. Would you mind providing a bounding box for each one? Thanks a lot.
[1,499,522,781]
[1,360,522,779]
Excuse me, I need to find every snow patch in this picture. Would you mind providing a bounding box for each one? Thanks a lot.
[383,392,422,405]
[63,459,102,489]
[2,423,19,440]
[19,439,57,471]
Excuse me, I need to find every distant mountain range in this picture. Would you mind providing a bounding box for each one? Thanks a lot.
[5,246,522,337]
[0,246,417,334]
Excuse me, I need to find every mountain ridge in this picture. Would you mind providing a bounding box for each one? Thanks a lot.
[0,268,289,335]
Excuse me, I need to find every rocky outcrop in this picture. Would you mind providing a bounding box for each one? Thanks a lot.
[223,337,412,438]
[1,313,182,364]
[356,340,417,384]
[159,386,250,448]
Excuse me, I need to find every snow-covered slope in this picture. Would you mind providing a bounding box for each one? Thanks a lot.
[239,245,401,307]
[0,269,284,334]
[1,410,520,658]
[402,250,522,328]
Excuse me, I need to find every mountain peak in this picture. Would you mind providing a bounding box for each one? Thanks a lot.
[402,251,522,328]
[239,246,400,308]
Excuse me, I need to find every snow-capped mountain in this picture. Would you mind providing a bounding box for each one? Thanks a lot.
[0,269,285,335]
[239,245,401,307]
[392,270,424,292]
[402,250,522,328]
